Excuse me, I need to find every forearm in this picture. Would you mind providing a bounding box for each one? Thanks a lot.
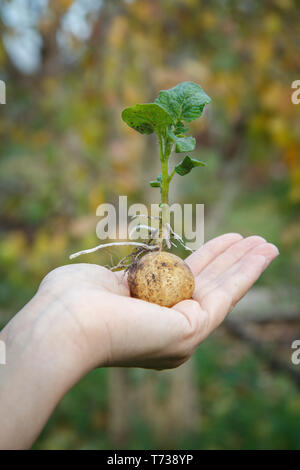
[0,294,88,449]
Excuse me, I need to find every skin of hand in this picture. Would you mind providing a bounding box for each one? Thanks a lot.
[0,233,279,449]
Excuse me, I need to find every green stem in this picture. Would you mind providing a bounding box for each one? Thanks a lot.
[161,158,169,205]
[159,133,172,245]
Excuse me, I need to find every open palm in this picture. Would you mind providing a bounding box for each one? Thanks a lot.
[38,233,279,371]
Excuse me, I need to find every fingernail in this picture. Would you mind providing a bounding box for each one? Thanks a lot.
[263,253,279,269]
[270,244,280,256]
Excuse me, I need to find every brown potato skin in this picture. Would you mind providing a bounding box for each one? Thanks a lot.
[127,251,195,308]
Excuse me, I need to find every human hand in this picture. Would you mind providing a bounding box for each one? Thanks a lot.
[0,233,279,449]
[34,233,279,372]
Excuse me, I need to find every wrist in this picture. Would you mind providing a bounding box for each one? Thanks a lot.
[0,297,81,448]
[0,271,112,449]
[4,292,89,394]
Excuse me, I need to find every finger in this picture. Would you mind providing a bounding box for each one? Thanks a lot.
[114,269,130,294]
[173,252,270,345]
[198,243,279,337]
[196,235,266,287]
[185,232,243,276]
[173,299,209,344]
[115,233,243,289]
[194,241,278,301]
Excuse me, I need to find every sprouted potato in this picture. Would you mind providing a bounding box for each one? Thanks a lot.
[70,82,211,307]
[128,252,195,308]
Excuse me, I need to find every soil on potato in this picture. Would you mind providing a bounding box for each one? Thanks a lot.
[127,251,195,308]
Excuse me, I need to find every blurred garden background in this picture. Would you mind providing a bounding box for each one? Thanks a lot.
[0,0,300,450]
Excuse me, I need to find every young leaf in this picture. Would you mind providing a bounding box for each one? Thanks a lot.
[167,129,196,153]
[122,103,172,135]
[149,173,162,187]
[175,155,206,176]
[155,81,211,124]
[174,121,189,134]
[149,181,160,187]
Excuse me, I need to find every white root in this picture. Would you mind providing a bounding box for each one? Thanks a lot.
[166,224,194,252]
[69,241,159,260]
[129,224,159,239]
[128,215,192,251]
[164,228,172,249]
[130,214,161,221]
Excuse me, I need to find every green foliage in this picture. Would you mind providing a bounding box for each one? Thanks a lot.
[175,155,206,176]
[149,173,162,188]
[155,81,211,123]
[121,103,172,135]
[167,129,196,153]
[122,81,211,210]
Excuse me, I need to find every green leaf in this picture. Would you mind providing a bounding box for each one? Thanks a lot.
[174,121,188,134]
[175,155,206,176]
[149,173,162,187]
[121,103,172,135]
[167,129,196,153]
[155,81,211,124]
